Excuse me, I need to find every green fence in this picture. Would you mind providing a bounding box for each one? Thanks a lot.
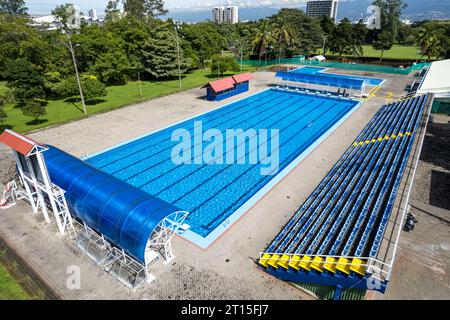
[290,282,366,300]
[241,58,430,75]
[432,100,450,115]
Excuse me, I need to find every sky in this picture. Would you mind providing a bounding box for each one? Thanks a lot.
[25,0,313,15]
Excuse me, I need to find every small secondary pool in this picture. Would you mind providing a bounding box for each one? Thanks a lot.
[291,66,385,86]
[85,89,361,248]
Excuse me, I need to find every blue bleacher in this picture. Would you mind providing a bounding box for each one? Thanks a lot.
[259,94,429,293]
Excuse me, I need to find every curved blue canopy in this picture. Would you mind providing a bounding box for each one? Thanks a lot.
[276,71,365,90]
[43,145,184,263]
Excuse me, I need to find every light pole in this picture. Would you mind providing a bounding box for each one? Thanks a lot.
[234,40,244,72]
[64,34,86,115]
[322,35,328,56]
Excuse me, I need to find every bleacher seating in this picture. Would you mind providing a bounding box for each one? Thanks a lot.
[259,94,429,292]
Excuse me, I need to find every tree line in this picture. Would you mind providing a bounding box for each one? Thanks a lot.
[0,0,449,124]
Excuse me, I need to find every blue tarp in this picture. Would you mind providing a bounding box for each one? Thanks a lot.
[43,146,184,263]
[275,71,365,90]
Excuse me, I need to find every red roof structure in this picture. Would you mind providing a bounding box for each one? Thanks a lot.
[232,73,252,84]
[0,129,44,155]
[203,73,253,94]
[205,77,236,93]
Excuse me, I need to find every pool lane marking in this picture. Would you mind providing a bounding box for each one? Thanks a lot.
[132,95,316,190]
[93,90,280,169]
[179,98,365,250]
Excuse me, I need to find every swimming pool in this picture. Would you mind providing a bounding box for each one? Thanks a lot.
[291,66,385,86]
[85,89,361,248]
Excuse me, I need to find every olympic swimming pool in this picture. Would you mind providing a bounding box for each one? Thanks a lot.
[85,89,362,248]
[291,66,385,86]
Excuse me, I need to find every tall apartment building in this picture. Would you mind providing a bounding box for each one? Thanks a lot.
[212,6,239,24]
[306,0,339,22]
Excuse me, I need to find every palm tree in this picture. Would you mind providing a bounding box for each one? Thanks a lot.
[272,16,297,64]
[252,21,274,66]
[417,23,442,61]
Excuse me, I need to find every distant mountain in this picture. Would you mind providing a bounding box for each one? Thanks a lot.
[165,0,450,23]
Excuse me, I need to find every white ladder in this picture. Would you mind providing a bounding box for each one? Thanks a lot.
[52,185,76,238]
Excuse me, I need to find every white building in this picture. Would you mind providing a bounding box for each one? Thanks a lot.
[225,6,238,24]
[31,11,103,31]
[212,6,239,24]
[306,0,339,22]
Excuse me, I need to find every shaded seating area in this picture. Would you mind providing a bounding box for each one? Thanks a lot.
[203,73,252,101]
[258,94,431,295]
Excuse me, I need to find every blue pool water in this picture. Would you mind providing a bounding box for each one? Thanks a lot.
[292,66,384,86]
[86,89,360,247]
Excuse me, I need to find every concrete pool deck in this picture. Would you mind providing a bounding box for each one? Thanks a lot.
[0,69,432,299]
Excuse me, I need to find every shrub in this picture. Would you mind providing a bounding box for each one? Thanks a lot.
[22,100,46,122]
[210,54,239,76]
[82,78,106,104]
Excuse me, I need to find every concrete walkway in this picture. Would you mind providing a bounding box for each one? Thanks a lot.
[0,69,421,299]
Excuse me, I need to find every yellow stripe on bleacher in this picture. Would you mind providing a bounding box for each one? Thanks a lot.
[349,258,366,276]
[335,257,351,274]
[288,255,302,270]
[310,256,324,272]
[267,254,281,268]
[258,253,272,267]
[352,130,413,147]
[323,257,337,273]
[298,256,312,271]
[277,254,291,269]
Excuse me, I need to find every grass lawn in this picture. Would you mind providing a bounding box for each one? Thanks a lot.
[360,45,424,60]
[318,45,426,60]
[1,66,256,133]
[0,263,30,300]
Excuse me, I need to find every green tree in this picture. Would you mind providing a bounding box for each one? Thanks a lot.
[124,0,145,20]
[54,76,79,99]
[105,0,121,22]
[372,31,393,60]
[210,54,239,76]
[329,18,354,59]
[0,0,28,15]
[252,21,275,66]
[5,58,45,105]
[141,25,190,79]
[0,95,7,124]
[91,49,133,84]
[372,0,407,42]
[22,100,46,122]
[82,78,107,104]
[179,22,228,68]
[124,0,167,19]
[416,23,443,61]
[144,0,168,17]
[272,16,297,63]
[351,20,368,57]
[320,16,335,55]
[52,4,81,31]
[268,8,323,55]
